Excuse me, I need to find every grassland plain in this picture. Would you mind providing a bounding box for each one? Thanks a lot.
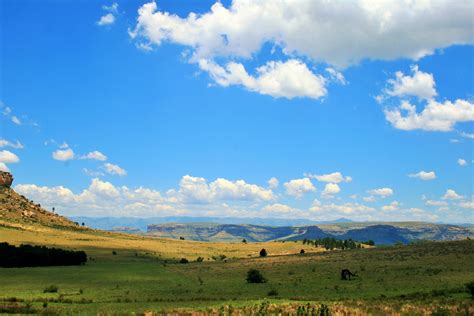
[1,220,474,315]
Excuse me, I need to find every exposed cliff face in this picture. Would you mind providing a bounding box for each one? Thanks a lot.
[0,171,13,188]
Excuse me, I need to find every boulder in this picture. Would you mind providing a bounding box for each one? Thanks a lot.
[0,171,13,188]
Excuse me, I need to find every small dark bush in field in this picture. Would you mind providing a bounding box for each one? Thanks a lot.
[267,289,278,296]
[112,251,117,255]
[196,256,204,262]
[300,249,305,254]
[242,238,247,243]
[246,269,266,283]
[79,289,83,294]
[43,285,58,293]
[42,302,48,308]
[466,281,474,297]
[179,236,185,240]
[179,258,189,264]
[259,248,267,257]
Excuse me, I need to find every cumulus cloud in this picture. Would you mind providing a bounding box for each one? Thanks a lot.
[382,201,400,211]
[261,203,296,215]
[457,158,467,166]
[368,187,393,197]
[52,148,75,161]
[284,178,316,198]
[460,132,474,139]
[0,139,23,149]
[267,177,279,189]
[458,201,474,209]
[380,66,474,132]
[321,183,341,198]
[306,172,352,183]
[198,59,327,99]
[97,13,115,26]
[310,201,374,215]
[81,151,108,161]
[171,175,274,204]
[130,1,473,67]
[130,1,473,99]
[97,2,119,26]
[0,150,20,164]
[103,163,127,176]
[442,189,462,200]
[408,171,436,180]
[384,65,437,100]
[425,200,448,207]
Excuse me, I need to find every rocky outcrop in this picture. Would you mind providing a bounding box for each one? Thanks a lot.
[0,171,13,188]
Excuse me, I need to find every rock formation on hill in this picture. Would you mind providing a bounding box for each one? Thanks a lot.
[0,171,13,188]
[0,172,83,229]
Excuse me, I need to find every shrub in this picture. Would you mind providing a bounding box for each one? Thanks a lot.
[259,248,267,257]
[267,289,278,296]
[466,281,474,297]
[246,269,266,283]
[112,251,117,255]
[43,285,58,293]
[196,256,204,262]
[300,249,305,254]
[242,238,247,243]
[179,258,189,264]
[179,236,185,240]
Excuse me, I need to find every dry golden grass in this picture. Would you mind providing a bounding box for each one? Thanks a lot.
[0,220,324,260]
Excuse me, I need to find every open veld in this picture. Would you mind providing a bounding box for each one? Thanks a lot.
[1,187,473,315]
[1,221,474,315]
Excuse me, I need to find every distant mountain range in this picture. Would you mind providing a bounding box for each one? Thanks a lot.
[68,216,473,245]
[68,216,354,231]
[146,222,473,245]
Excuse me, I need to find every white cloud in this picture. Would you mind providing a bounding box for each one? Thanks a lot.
[458,201,474,209]
[307,171,352,183]
[130,1,473,67]
[425,200,448,207]
[83,168,105,177]
[384,99,474,132]
[267,177,279,189]
[103,2,119,13]
[0,139,23,149]
[382,201,400,211]
[172,175,274,204]
[52,148,75,161]
[261,203,295,214]
[103,163,127,176]
[81,151,108,161]
[442,189,462,200]
[310,201,374,215]
[363,196,376,202]
[457,158,467,166]
[11,116,21,125]
[384,65,437,100]
[0,150,20,164]
[368,187,393,197]
[460,132,474,139]
[321,183,341,198]
[97,13,115,26]
[198,59,327,99]
[284,177,316,198]
[408,171,436,180]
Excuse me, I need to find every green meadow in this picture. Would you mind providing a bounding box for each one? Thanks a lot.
[1,224,473,315]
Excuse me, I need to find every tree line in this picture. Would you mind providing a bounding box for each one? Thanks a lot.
[0,242,87,267]
[302,237,374,250]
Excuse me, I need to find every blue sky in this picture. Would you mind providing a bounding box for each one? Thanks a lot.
[1,0,473,222]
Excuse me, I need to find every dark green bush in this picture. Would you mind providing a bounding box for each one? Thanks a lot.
[259,248,267,257]
[466,281,474,297]
[246,269,266,283]
[179,258,189,264]
[267,289,278,296]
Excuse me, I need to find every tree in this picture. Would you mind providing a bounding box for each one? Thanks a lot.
[242,238,247,243]
[300,249,305,254]
[246,269,266,283]
[259,248,267,257]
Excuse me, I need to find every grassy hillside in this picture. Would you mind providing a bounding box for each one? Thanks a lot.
[1,221,473,314]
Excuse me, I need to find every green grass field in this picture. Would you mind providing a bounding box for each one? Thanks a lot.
[1,224,474,315]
